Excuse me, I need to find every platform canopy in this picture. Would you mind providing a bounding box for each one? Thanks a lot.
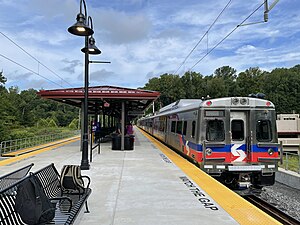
[37,85,160,119]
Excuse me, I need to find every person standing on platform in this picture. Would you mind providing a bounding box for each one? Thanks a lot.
[116,121,122,134]
[126,122,134,135]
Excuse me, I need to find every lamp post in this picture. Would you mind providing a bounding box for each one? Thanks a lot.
[68,0,101,170]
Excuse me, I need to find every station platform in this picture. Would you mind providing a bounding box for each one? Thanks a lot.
[0,128,281,225]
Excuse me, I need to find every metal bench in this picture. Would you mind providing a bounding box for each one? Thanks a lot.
[0,163,91,225]
[0,163,34,192]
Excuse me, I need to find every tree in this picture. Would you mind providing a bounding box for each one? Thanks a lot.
[206,75,227,98]
[180,71,206,99]
[213,66,238,96]
[18,89,40,127]
[0,71,10,141]
[69,118,79,129]
[143,73,185,107]
[236,67,264,96]
[262,68,300,113]
[0,70,7,86]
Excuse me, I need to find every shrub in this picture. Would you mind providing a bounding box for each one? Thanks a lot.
[69,118,79,130]
[48,119,58,127]
[37,119,48,128]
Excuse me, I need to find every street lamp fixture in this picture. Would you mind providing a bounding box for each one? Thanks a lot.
[68,0,94,36]
[68,0,101,170]
[81,36,102,55]
[81,17,101,55]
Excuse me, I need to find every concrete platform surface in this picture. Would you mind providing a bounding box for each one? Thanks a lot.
[0,129,239,225]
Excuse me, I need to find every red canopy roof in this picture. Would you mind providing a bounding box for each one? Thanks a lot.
[37,85,160,118]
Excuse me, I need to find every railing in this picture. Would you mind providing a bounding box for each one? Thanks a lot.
[279,151,300,174]
[0,131,80,155]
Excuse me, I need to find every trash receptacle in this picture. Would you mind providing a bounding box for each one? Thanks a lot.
[112,135,121,150]
[124,135,134,150]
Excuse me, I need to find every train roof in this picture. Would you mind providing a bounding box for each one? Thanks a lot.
[139,97,275,120]
[202,97,275,109]
[158,99,203,114]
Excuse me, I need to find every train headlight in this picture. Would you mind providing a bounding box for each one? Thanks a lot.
[206,148,212,156]
[232,98,239,105]
[240,98,248,105]
[268,148,274,156]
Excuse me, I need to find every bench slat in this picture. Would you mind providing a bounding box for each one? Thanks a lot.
[0,163,34,192]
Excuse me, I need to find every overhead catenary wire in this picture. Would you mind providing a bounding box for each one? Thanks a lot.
[0,31,74,88]
[189,1,266,71]
[173,0,232,75]
[0,53,64,88]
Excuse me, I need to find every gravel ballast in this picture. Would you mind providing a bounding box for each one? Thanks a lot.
[261,182,300,222]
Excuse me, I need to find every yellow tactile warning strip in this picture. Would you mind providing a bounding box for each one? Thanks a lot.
[138,128,282,225]
[0,136,80,166]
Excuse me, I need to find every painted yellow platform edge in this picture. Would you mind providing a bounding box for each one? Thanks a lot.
[0,136,80,166]
[139,128,281,225]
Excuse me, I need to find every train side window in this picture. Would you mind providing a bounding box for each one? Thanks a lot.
[183,121,187,135]
[191,121,196,138]
[231,120,244,141]
[206,120,225,141]
[176,121,183,134]
[256,120,272,141]
[171,121,176,133]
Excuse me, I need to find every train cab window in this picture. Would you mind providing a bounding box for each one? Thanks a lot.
[206,120,225,141]
[183,121,187,136]
[192,121,196,138]
[176,121,183,134]
[171,121,176,133]
[256,120,272,141]
[231,120,244,141]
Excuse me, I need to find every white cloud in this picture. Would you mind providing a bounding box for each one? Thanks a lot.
[235,45,257,54]
[92,9,152,44]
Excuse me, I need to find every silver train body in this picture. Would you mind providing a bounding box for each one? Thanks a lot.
[138,97,281,189]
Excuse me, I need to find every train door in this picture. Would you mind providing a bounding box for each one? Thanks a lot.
[230,111,249,163]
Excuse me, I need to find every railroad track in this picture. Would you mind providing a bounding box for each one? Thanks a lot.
[244,195,300,225]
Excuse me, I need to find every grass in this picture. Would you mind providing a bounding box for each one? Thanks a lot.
[279,153,300,173]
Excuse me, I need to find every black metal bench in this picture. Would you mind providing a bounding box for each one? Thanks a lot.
[0,163,34,192]
[0,163,91,225]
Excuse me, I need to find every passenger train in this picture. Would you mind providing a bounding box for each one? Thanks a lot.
[138,96,281,189]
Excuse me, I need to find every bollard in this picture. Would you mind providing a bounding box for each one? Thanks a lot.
[285,152,288,170]
[279,141,283,165]
[298,146,300,174]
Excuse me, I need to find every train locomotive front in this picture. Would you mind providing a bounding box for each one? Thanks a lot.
[138,97,281,189]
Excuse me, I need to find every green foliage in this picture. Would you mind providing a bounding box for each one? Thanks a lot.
[37,119,49,128]
[142,64,300,115]
[236,67,264,96]
[0,83,78,142]
[261,67,300,113]
[279,154,300,173]
[48,119,58,127]
[10,130,34,140]
[181,71,206,99]
[0,70,7,85]
[144,73,185,106]
[69,118,79,129]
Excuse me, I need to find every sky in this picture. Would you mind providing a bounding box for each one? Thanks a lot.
[0,0,298,91]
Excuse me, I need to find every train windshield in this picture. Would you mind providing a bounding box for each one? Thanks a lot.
[256,120,272,141]
[231,120,244,141]
[206,120,225,141]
